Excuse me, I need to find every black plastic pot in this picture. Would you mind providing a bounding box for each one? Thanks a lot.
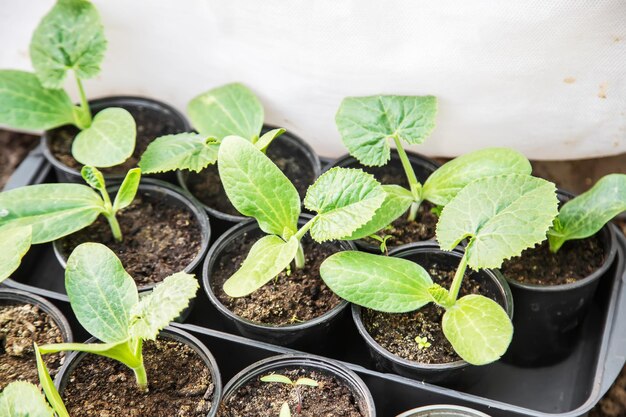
[352,242,514,385]
[54,326,222,417]
[220,354,375,416]
[177,125,321,240]
[396,405,492,417]
[202,216,353,348]
[42,96,190,184]
[326,150,440,252]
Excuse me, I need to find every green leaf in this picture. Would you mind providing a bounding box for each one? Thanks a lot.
[34,344,69,417]
[81,165,106,192]
[320,251,433,312]
[344,185,413,240]
[548,174,626,252]
[427,284,453,308]
[295,378,319,387]
[422,148,532,206]
[66,243,138,343]
[0,183,104,243]
[218,135,300,237]
[72,107,136,167]
[255,128,285,152]
[39,339,143,371]
[112,168,141,212]
[187,83,264,141]
[223,235,299,297]
[442,294,513,365]
[335,95,437,166]
[304,168,385,242]
[129,272,198,340]
[437,174,558,269]
[0,381,54,417]
[280,402,291,417]
[260,374,293,384]
[138,133,219,174]
[0,70,76,130]
[0,225,32,283]
[29,0,107,89]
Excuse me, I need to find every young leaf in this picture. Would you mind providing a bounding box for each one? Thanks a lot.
[422,148,532,206]
[34,344,69,417]
[66,243,138,343]
[255,128,285,152]
[139,133,219,173]
[72,107,137,167]
[304,168,385,242]
[81,165,106,193]
[223,235,299,297]
[442,294,513,365]
[0,184,104,243]
[187,83,264,141]
[129,272,199,340]
[112,168,141,212]
[295,378,319,387]
[29,0,107,89]
[0,225,32,282]
[335,95,437,166]
[548,174,626,252]
[218,135,300,237]
[0,70,76,130]
[437,174,558,269]
[320,251,433,312]
[261,374,293,384]
[0,381,54,417]
[280,402,291,417]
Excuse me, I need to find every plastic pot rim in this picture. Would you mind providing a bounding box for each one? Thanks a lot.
[395,404,492,417]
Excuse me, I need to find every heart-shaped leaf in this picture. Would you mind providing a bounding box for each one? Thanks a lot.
[139,133,220,174]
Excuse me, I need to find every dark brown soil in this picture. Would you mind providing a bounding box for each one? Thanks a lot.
[58,191,202,287]
[62,338,214,417]
[501,235,605,285]
[212,229,343,325]
[48,102,182,174]
[363,202,438,248]
[219,368,365,417]
[362,263,499,364]
[0,301,64,389]
[185,136,316,216]
[0,129,39,189]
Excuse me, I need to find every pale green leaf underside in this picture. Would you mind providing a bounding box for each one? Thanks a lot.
[344,185,413,240]
[188,83,263,141]
[320,251,433,312]
[35,344,69,417]
[81,165,106,192]
[0,381,54,417]
[0,183,104,243]
[437,174,558,269]
[442,294,513,365]
[29,0,107,89]
[224,235,299,297]
[129,272,199,340]
[422,147,532,206]
[548,174,626,251]
[255,128,285,152]
[304,168,385,242]
[280,402,290,417]
[295,378,319,387]
[66,243,138,343]
[112,168,141,212]
[218,135,300,237]
[139,132,219,173]
[0,70,76,130]
[261,374,293,384]
[72,107,136,168]
[335,95,437,166]
[0,225,32,283]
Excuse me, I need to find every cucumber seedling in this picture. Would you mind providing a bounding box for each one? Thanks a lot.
[38,243,199,391]
[0,0,136,168]
[260,374,319,417]
[321,174,559,365]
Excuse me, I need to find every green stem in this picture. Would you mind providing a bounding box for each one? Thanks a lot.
[292,218,316,269]
[294,243,305,269]
[294,217,316,241]
[104,212,123,242]
[132,363,148,392]
[448,252,469,303]
[392,135,422,220]
[75,75,92,127]
[408,201,419,222]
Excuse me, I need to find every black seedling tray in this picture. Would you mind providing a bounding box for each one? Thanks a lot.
[3,150,626,417]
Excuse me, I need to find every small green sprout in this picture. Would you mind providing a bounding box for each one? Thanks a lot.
[415,336,431,350]
[368,233,393,255]
[260,374,319,416]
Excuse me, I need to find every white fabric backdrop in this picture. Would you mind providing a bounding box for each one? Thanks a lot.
[1,1,624,159]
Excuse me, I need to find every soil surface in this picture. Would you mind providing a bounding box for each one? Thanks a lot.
[58,191,201,286]
[186,136,316,216]
[0,301,64,389]
[501,235,605,285]
[212,229,343,325]
[362,263,500,364]
[48,102,182,175]
[62,338,214,417]
[219,368,365,417]
[363,202,438,248]
[0,129,39,189]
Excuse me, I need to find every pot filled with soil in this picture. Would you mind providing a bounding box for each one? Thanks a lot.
[43,96,190,183]
[178,125,321,238]
[218,354,375,417]
[351,242,513,385]
[396,405,491,417]
[202,217,353,347]
[53,179,210,293]
[0,130,40,191]
[0,288,73,389]
[55,326,221,417]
